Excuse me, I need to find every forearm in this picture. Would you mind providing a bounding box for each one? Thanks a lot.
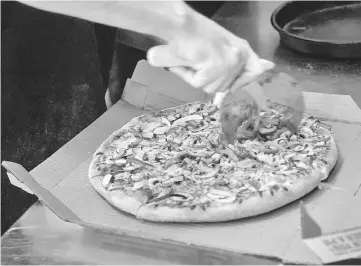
[17,1,197,42]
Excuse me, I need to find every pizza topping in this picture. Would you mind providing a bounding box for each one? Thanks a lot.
[319,122,332,131]
[171,115,203,128]
[265,141,285,151]
[204,104,217,115]
[207,189,236,204]
[165,164,183,176]
[170,193,194,202]
[114,171,130,180]
[163,155,183,169]
[133,180,146,190]
[292,144,306,152]
[153,118,171,135]
[129,172,143,181]
[147,188,174,204]
[188,103,202,114]
[148,177,165,188]
[128,157,155,169]
[259,125,277,135]
[163,175,184,185]
[221,148,239,161]
[113,158,127,165]
[102,174,114,189]
[236,158,257,168]
[194,166,220,179]
[154,126,170,135]
[251,144,278,154]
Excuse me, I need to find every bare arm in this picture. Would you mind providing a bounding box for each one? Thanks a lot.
[18,1,194,42]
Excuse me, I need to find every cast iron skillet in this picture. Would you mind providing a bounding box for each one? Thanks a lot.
[271,1,361,59]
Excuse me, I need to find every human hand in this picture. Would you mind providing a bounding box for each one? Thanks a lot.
[147,6,274,94]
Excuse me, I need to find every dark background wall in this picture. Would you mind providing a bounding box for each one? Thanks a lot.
[1,1,224,234]
[1,1,106,234]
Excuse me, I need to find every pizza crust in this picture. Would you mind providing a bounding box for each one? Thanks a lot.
[89,175,148,216]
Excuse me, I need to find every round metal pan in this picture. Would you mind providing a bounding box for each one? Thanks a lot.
[271,1,361,59]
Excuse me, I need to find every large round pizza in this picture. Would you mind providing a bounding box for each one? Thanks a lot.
[89,100,338,222]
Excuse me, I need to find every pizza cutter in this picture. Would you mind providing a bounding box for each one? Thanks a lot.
[214,69,305,143]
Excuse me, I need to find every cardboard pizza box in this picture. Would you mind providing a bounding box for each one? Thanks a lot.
[3,60,361,265]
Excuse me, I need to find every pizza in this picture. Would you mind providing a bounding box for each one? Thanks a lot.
[88,100,338,222]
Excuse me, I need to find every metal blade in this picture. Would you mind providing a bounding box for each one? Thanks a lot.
[219,70,305,143]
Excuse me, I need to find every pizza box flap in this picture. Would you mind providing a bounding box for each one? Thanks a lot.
[2,60,361,264]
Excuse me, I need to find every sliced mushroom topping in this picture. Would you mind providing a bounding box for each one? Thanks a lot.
[167,114,177,122]
[171,115,203,128]
[275,138,288,146]
[314,141,326,147]
[209,188,233,196]
[148,177,165,188]
[163,175,184,185]
[188,104,202,114]
[204,104,218,115]
[215,195,237,204]
[134,150,145,161]
[319,122,332,131]
[128,157,155,169]
[194,167,220,179]
[115,148,126,157]
[154,126,170,135]
[102,174,114,189]
[207,189,236,203]
[259,126,277,135]
[124,148,134,157]
[187,149,215,158]
[142,131,154,139]
[131,173,144,182]
[236,158,257,168]
[183,135,197,147]
[133,180,146,190]
[170,192,194,202]
[165,164,183,176]
[295,161,309,169]
[292,144,306,152]
[286,141,300,149]
[251,144,278,154]
[190,121,209,132]
[248,179,261,190]
[123,164,142,172]
[163,155,183,169]
[147,187,174,204]
[211,153,222,163]
[114,172,131,180]
[280,131,291,139]
[221,148,239,161]
[113,158,127,165]
[265,141,286,151]
[153,118,171,135]
[157,138,167,144]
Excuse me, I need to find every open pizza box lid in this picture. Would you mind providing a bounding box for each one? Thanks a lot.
[3,60,361,265]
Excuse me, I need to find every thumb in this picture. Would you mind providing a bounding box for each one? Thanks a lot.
[147,44,191,68]
[229,58,275,91]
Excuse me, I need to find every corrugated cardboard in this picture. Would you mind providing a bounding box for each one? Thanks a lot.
[3,60,361,264]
